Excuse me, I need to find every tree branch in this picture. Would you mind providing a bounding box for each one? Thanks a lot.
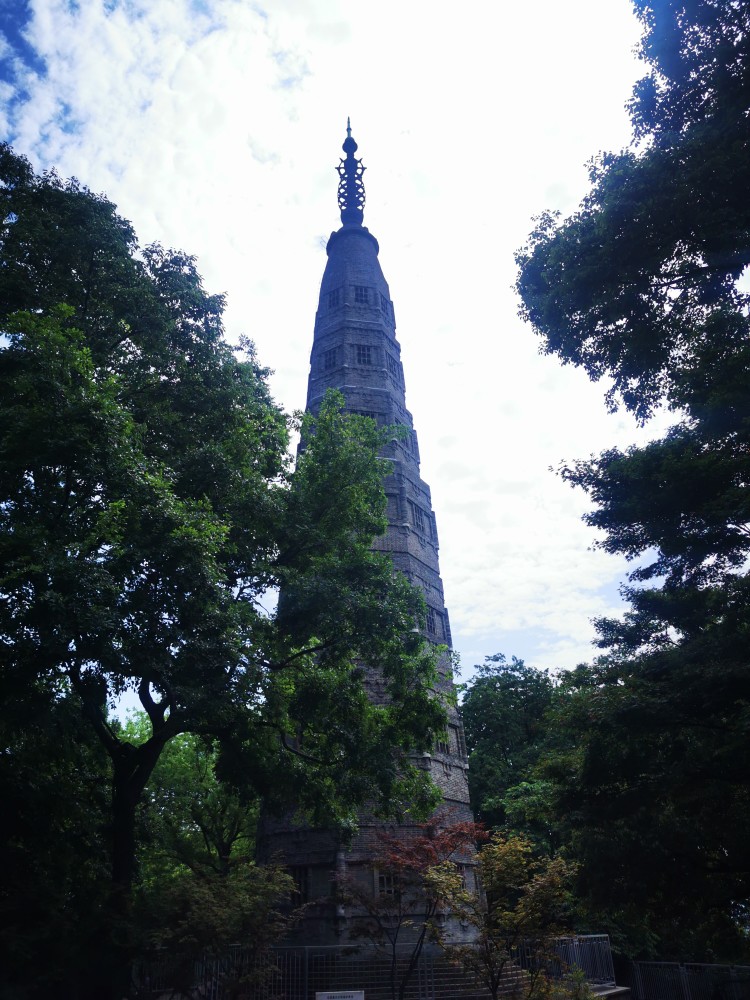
[280,731,326,765]
[267,640,338,672]
[138,675,173,732]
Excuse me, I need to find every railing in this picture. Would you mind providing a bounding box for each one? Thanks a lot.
[632,963,750,1000]
[137,945,488,1000]
[136,934,616,999]
[541,936,616,987]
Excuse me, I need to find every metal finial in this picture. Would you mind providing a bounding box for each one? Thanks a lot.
[337,121,365,226]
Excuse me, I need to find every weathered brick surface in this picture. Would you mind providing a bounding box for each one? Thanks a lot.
[258,209,475,946]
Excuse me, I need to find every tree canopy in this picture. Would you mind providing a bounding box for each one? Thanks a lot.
[431,833,578,1000]
[0,145,445,997]
[514,0,750,961]
[461,655,554,840]
[517,1,750,423]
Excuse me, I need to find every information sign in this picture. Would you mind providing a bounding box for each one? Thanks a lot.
[315,993,365,1000]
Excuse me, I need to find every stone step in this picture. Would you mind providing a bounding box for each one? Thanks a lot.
[594,986,631,1000]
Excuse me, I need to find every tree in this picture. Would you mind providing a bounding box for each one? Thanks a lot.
[517,0,750,423]
[0,146,446,997]
[120,714,295,997]
[429,833,578,1000]
[537,657,750,960]
[337,819,484,1000]
[462,655,555,842]
[141,862,296,999]
[515,1,750,959]
[121,713,259,886]
[0,689,112,997]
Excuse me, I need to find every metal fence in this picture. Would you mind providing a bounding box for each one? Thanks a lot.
[137,945,491,1000]
[632,963,750,1000]
[136,934,615,999]
[535,936,616,987]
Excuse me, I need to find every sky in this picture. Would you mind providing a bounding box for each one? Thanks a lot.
[0,0,666,679]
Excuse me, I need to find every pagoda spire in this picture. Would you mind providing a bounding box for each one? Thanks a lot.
[336,117,366,226]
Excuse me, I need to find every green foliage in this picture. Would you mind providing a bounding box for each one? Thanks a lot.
[628,1,750,143]
[516,2,750,422]
[431,833,577,1000]
[142,862,295,999]
[554,967,595,1000]
[538,658,750,961]
[462,655,555,846]
[217,398,446,831]
[121,713,259,886]
[514,1,750,960]
[123,713,292,997]
[0,145,446,996]
[500,781,558,855]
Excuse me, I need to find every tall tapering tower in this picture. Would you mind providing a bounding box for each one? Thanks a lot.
[259,123,474,944]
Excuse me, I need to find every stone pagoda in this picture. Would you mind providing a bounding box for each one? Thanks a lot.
[258,123,474,943]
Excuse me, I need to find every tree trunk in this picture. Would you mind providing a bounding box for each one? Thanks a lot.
[83,740,163,1000]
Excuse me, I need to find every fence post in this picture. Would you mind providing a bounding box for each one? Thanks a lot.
[679,964,693,1000]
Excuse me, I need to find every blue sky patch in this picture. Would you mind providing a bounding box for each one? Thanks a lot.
[0,0,47,121]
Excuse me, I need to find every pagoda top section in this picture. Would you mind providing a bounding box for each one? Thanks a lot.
[336,118,366,226]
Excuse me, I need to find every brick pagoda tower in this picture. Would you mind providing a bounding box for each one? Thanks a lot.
[259,123,474,943]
